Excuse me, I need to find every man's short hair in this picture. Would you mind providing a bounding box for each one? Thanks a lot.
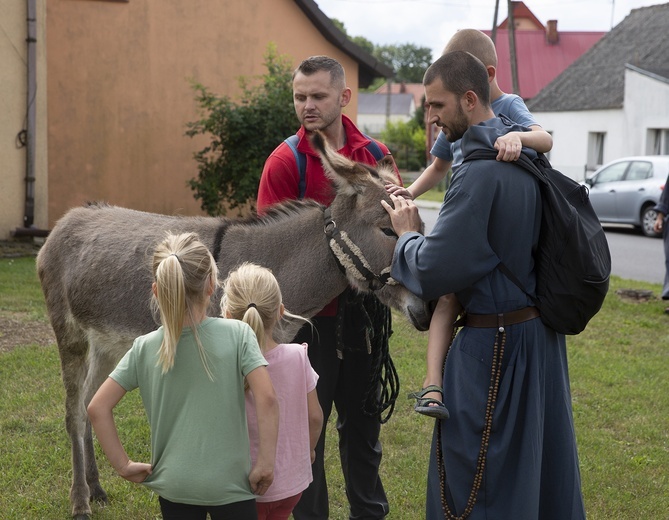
[293,55,346,88]
[443,29,498,68]
[423,51,491,107]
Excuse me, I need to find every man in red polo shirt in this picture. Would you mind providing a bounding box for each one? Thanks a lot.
[257,55,399,520]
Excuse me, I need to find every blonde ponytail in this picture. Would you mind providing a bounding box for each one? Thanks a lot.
[151,233,218,379]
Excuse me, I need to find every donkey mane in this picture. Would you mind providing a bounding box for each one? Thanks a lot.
[246,198,324,227]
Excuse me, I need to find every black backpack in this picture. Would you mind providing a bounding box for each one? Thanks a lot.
[464,150,611,335]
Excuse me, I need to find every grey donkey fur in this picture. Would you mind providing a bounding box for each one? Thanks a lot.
[37,131,431,519]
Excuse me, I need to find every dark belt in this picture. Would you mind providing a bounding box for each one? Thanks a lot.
[456,306,540,329]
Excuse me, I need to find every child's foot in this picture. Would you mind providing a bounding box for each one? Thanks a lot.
[407,385,449,420]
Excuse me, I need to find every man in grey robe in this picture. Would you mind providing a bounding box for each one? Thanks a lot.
[382,51,586,520]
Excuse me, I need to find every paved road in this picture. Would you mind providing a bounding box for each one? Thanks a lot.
[414,200,665,285]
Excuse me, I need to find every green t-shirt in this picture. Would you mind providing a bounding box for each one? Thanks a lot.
[110,317,267,506]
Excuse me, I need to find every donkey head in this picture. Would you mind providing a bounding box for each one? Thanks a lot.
[310,131,430,331]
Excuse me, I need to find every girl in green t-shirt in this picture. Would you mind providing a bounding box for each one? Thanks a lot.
[88,233,279,519]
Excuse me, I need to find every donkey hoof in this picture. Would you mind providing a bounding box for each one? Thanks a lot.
[90,485,109,505]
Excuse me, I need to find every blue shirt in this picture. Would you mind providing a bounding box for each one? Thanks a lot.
[430,93,539,169]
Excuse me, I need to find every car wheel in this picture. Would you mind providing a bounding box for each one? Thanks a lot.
[641,205,660,237]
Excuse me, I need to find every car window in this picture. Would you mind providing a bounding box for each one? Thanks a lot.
[594,162,628,184]
[625,161,653,181]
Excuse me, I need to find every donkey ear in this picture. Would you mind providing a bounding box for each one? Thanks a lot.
[309,131,374,196]
[377,154,395,170]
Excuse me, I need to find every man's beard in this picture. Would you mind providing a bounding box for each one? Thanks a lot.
[443,106,468,142]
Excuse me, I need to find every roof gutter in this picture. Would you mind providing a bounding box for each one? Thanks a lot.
[13,0,49,239]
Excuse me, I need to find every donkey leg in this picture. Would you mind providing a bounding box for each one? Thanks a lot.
[58,334,95,519]
[82,336,127,506]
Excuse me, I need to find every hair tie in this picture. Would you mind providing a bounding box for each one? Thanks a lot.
[170,253,180,261]
[247,303,257,309]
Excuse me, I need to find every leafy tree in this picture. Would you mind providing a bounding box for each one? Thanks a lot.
[185,44,296,216]
[381,120,426,171]
[373,43,432,83]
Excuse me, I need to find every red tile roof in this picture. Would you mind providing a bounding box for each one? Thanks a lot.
[484,29,605,99]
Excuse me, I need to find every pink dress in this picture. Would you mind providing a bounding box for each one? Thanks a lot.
[246,343,319,502]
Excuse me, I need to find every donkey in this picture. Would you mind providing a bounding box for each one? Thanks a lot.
[37,131,431,519]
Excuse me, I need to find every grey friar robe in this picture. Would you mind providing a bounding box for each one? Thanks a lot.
[391,117,586,520]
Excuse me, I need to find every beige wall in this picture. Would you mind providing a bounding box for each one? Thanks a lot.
[46,0,363,227]
[1,0,48,239]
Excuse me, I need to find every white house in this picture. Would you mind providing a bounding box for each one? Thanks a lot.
[527,3,669,181]
[357,92,415,137]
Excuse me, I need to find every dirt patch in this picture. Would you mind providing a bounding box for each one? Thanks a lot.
[615,288,656,302]
[0,312,55,353]
[0,239,43,259]
[1,239,53,353]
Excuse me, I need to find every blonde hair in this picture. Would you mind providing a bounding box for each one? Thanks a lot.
[443,29,498,68]
[221,262,307,353]
[151,232,218,378]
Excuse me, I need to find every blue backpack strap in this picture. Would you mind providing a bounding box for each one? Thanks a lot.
[362,133,385,162]
[283,134,307,199]
[285,133,385,200]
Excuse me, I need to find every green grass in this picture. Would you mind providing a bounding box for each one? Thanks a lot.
[1,256,668,518]
[415,187,446,203]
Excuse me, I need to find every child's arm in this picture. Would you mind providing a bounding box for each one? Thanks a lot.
[306,388,323,464]
[87,378,152,483]
[494,125,553,162]
[424,294,462,389]
[246,366,279,496]
[386,157,452,200]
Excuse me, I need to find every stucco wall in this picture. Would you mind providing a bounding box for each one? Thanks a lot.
[1,0,48,239]
[534,109,624,181]
[46,0,364,227]
[623,68,669,155]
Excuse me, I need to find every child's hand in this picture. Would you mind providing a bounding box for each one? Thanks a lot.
[249,462,274,496]
[117,460,152,483]
[385,182,414,200]
[494,133,523,162]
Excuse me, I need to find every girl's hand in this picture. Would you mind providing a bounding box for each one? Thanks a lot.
[385,182,414,200]
[117,460,153,483]
[249,462,274,496]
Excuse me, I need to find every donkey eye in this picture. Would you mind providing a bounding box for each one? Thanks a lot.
[381,227,398,238]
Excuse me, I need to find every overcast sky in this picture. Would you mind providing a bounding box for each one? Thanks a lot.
[314,0,667,60]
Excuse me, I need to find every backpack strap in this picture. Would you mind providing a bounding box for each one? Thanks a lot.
[284,133,386,199]
[363,134,386,162]
[283,134,307,199]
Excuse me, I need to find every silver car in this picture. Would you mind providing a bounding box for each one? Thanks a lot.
[585,156,669,237]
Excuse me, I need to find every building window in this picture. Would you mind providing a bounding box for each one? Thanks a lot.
[648,129,669,155]
[587,132,606,172]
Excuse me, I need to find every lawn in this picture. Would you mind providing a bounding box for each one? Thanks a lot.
[1,256,668,519]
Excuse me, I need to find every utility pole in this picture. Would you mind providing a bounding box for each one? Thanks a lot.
[491,0,500,44]
[507,0,520,95]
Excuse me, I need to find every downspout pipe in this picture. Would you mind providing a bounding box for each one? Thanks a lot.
[13,0,49,238]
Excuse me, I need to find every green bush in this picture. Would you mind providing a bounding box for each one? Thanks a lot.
[186,44,296,216]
